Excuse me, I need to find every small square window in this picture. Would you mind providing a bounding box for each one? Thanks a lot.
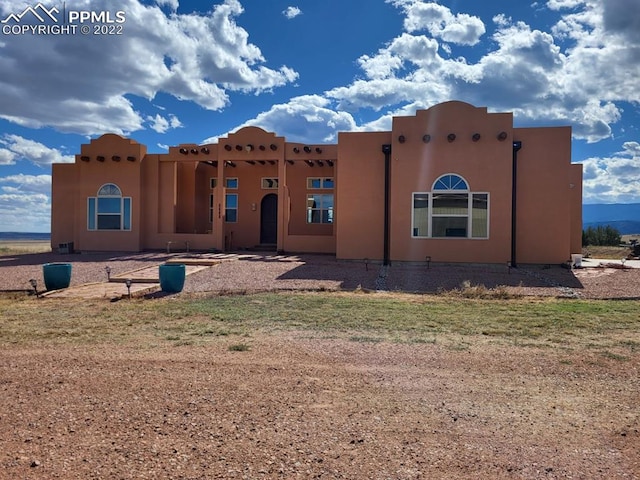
[307,177,334,189]
[225,178,238,189]
[262,178,278,189]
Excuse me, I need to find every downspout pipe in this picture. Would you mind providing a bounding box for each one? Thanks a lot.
[382,144,392,266]
[511,140,523,268]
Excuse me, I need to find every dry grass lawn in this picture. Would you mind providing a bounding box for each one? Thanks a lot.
[0,292,638,479]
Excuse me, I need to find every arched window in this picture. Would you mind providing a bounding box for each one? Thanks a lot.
[412,174,488,239]
[87,183,132,231]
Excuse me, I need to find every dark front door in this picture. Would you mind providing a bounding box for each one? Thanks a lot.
[260,194,278,244]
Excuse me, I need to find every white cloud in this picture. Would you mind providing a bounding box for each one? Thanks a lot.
[0,174,52,232]
[147,113,183,133]
[319,0,639,144]
[0,148,17,165]
[0,0,298,135]
[0,174,52,195]
[581,141,640,203]
[203,95,358,143]
[0,135,74,166]
[0,192,51,232]
[389,0,486,45]
[155,0,178,11]
[282,6,302,19]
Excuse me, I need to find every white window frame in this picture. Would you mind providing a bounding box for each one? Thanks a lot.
[306,193,333,224]
[225,177,238,189]
[411,174,489,239]
[87,183,131,231]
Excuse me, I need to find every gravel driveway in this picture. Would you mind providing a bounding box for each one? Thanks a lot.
[1,251,639,299]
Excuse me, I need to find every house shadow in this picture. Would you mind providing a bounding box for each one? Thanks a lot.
[276,258,585,294]
[0,251,174,268]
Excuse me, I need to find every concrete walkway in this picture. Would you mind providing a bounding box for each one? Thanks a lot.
[41,258,220,299]
[580,258,640,269]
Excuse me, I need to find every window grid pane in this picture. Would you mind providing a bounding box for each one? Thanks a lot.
[88,197,96,230]
[412,194,429,237]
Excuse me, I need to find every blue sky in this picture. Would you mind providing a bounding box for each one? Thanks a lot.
[0,0,639,232]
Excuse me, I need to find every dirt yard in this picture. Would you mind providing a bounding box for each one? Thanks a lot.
[1,331,639,479]
[1,250,639,478]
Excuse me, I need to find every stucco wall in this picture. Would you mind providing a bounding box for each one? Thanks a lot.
[515,126,574,264]
[336,131,389,260]
[52,104,581,263]
[51,164,76,250]
[388,102,515,263]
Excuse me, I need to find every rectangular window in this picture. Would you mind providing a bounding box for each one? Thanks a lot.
[412,194,429,237]
[410,192,489,239]
[87,196,132,231]
[210,178,218,189]
[307,177,334,189]
[261,178,278,189]
[225,193,238,223]
[88,198,96,230]
[471,194,488,238]
[307,194,333,224]
[123,198,131,231]
[432,193,468,238]
[225,178,238,189]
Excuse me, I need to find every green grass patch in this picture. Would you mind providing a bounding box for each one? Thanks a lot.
[0,292,639,350]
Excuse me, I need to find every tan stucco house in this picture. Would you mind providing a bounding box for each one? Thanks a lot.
[51,101,583,265]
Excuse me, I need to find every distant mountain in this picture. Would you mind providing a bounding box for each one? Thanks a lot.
[0,232,51,241]
[583,204,640,234]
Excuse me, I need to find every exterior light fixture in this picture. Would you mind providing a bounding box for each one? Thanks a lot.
[224,144,232,151]
[270,144,278,151]
[126,156,136,162]
[472,133,481,142]
[246,144,254,152]
[422,134,431,143]
[80,156,90,162]
[179,148,188,154]
[125,278,132,299]
[315,147,322,154]
[225,161,236,167]
[447,133,456,143]
[105,266,111,281]
[303,146,312,153]
[497,131,508,141]
[398,135,406,143]
[111,155,121,161]
[425,256,431,269]
[29,278,38,297]
[293,147,300,153]
[200,147,210,154]
[96,155,105,162]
